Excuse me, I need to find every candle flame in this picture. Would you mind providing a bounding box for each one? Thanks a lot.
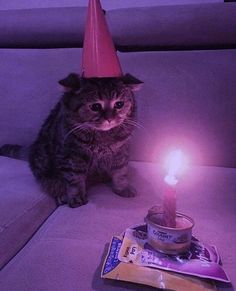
[164,149,187,185]
[164,174,178,186]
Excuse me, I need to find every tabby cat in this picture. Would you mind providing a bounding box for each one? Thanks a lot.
[0,73,142,207]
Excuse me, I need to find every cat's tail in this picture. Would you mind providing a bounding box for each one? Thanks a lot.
[0,144,30,161]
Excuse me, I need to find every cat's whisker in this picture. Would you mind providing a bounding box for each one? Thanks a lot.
[124,119,144,130]
[65,126,81,138]
[129,120,145,129]
[122,121,137,130]
[120,123,136,137]
[65,124,88,140]
[130,122,144,130]
[126,118,143,125]
[119,123,129,131]
[128,122,143,130]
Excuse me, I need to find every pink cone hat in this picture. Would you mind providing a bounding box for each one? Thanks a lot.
[82,0,123,78]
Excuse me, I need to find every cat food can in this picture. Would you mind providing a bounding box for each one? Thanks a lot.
[145,212,194,255]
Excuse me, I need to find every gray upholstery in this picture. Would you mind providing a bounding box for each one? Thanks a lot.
[0,7,87,48]
[1,3,236,49]
[108,3,236,50]
[0,160,235,290]
[0,0,224,10]
[0,157,56,269]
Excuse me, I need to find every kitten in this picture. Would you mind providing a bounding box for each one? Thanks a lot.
[1,73,142,207]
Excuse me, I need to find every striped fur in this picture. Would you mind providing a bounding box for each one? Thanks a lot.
[0,144,29,160]
[2,73,142,207]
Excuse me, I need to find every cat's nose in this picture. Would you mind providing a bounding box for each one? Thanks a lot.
[103,110,113,123]
[106,118,112,123]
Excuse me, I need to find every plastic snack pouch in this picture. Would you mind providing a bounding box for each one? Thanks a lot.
[118,225,230,283]
[101,236,216,291]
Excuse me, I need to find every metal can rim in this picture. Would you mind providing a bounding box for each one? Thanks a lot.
[145,212,194,232]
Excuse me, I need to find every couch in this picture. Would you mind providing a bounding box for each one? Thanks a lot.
[0,1,236,290]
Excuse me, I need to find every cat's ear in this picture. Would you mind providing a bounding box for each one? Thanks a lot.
[58,73,81,92]
[121,73,143,92]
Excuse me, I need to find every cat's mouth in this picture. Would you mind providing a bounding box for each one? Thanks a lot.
[91,119,122,131]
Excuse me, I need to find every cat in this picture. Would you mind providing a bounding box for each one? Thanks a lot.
[0,73,142,207]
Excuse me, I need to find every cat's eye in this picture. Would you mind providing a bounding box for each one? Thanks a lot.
[114,101,124,109]
[90,103,102,112]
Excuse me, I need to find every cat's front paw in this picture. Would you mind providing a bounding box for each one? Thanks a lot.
[113,185,137,198]
[56,194,68,206]
[68,194,88,208]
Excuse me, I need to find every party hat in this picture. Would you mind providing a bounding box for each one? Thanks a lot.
[82,0,123,78]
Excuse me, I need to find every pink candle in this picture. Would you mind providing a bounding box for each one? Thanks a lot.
[162,150,184,228]
[163,175,178,228]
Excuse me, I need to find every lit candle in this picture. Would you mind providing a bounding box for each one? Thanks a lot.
[162,150,184,228]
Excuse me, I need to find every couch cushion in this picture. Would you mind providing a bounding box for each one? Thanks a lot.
[0,7,87,48]
[0,48,236,167]
[0,156,56,269]
[108,3,236,51]
[0,161,235,290]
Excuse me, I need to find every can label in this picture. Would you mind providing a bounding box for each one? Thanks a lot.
[148,224,191,244]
